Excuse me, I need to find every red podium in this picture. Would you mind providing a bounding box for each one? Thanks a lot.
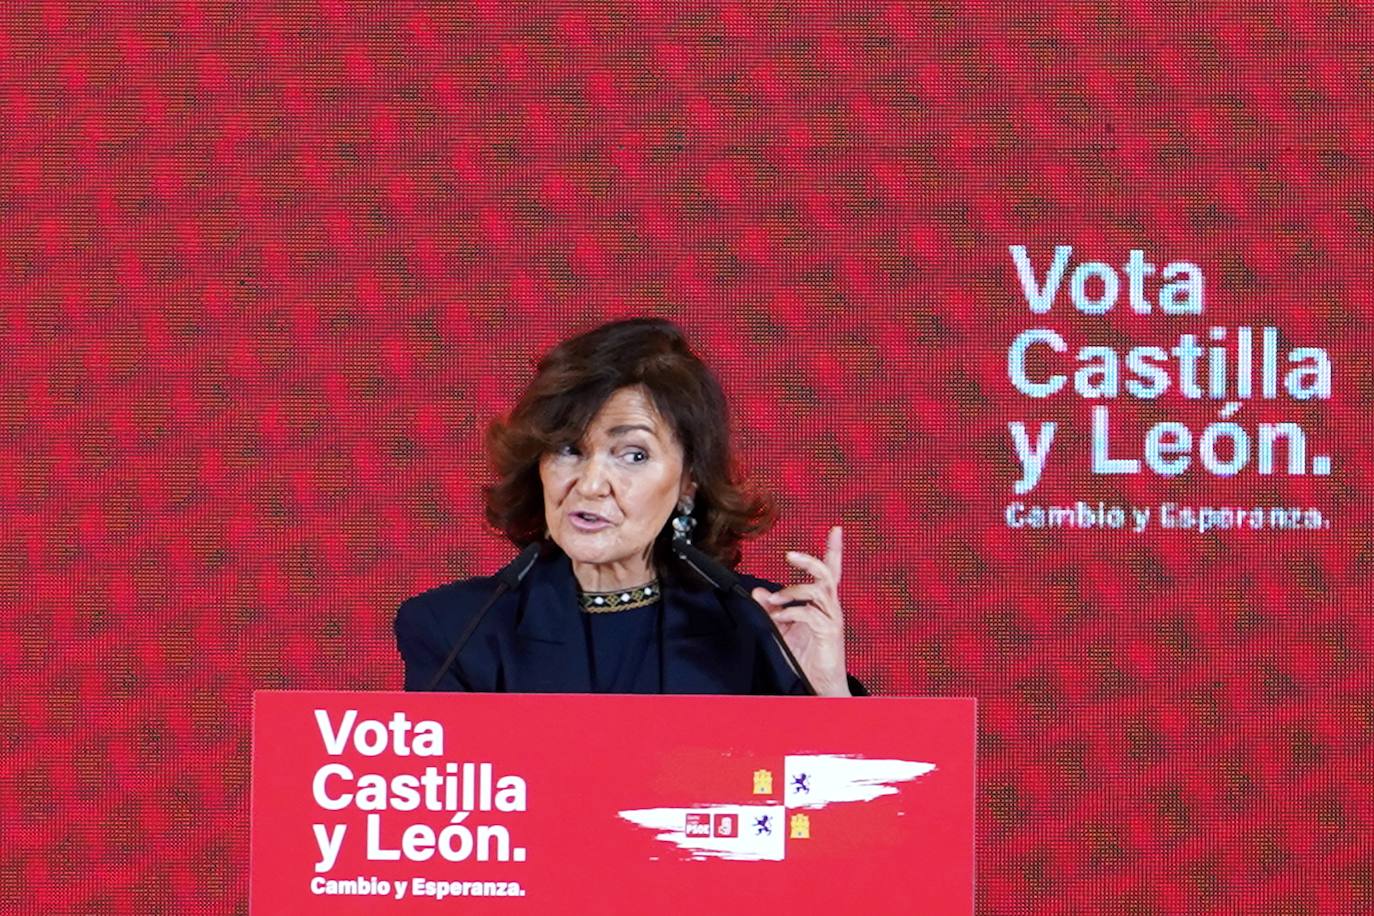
[251,691,975,914]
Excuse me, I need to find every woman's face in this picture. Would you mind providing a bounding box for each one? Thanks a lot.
[540,386,692,581]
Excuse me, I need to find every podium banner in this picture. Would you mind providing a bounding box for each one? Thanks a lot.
[251,691,975,914]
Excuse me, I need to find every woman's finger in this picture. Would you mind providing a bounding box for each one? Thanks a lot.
[785,550,834,586]
[751,587,773,608]
[824,526,843,582]
[761,583,828,609]
[764,604,835,629]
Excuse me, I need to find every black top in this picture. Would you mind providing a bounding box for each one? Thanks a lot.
[395,546,868,696]
[579,602,663,693]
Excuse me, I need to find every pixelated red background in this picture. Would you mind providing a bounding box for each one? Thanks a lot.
[3,2,1371,913]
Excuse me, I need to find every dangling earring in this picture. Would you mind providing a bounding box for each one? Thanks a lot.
[671,498,696,543]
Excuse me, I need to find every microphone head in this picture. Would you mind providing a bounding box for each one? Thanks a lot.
[672,538,740,591]
[497,541,543,589]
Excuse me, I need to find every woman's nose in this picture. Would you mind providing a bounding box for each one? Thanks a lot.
[573,454,612,497]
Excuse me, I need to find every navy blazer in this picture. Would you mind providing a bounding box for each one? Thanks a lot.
[395,547,823,695]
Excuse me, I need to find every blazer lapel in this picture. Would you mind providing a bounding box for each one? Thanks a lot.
[661,575,753,695]
[506,550,593,693]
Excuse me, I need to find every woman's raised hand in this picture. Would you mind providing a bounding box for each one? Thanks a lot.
[751,526,851,697]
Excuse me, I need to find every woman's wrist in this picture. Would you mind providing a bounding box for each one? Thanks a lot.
[814,672,853,697]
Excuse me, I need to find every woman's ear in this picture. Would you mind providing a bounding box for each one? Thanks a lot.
[679,478,697,510]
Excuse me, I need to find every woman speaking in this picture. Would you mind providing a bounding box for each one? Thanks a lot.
[395,318,860,696]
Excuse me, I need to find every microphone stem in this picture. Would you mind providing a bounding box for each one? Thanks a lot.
[675,544,819,696]
[734,582,819,696]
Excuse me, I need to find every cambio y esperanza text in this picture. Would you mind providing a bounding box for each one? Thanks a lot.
[309,710,528,873]
[1005,245,1332,494]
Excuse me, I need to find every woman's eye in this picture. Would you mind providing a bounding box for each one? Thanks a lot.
[624,449,648,463]
[555,443,581,457]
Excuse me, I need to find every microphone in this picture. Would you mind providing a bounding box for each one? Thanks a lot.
[426,542,542,692]
[671,539,819,696]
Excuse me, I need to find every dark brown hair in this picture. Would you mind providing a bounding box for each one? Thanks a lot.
[484,318,774,568]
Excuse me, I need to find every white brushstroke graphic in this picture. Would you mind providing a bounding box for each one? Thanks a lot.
[619,754,935,860]
[616,805,786,860]
[784,755,935,809]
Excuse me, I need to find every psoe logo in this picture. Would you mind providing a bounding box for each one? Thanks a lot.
[685,813,712,837]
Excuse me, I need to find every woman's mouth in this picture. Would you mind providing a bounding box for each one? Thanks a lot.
[569,511,613,531]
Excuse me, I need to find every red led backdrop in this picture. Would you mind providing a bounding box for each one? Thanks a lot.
[3,2,1371,912]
